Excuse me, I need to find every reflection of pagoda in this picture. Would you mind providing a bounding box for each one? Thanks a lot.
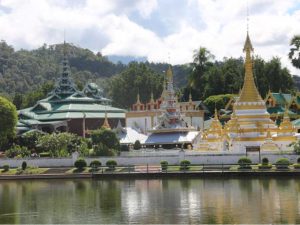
[144,66,199,148]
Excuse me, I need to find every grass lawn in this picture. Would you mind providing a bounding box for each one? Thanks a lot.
[165,166,203,172]
[0,167,49,175]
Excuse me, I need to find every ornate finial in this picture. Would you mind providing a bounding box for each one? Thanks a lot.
[102,111,111,129]
[284,104,289,118]
[246,0,249,34]
[136,92,141,104]
[166,65,173,82]
[150,91,154,103]
[189,89,192,102]
[214,108,218,119]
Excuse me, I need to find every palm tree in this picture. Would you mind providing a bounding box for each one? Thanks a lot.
[288,35,300,69]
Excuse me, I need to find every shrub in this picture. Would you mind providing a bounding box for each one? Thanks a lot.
[106,160,117,170]
[91,128,120,150]
[74,158,87,170]
[133,140,141,150]
[297,157,300,164]
[120,145,129,152]
[237,157,252,169]
[22,161,27,170]
[90,160,101,169]
[160,160,168,171]
[5,145,30,158]
[180,160,191,170]
[275,158,290,169]
[93,143,115,156]
[262,157,269,165]
[2,164,9,172]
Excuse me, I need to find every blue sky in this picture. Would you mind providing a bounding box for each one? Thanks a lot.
[0,0,300,74]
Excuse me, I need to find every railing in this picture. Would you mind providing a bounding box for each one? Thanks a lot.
[90,163,300,175]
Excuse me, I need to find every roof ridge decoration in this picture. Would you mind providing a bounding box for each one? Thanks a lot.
[50,41,79,98]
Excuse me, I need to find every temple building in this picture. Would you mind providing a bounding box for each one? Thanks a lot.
[17,43,126,136]
[195,32,297,153]
[126,76,207,134]
[143,66,199,148]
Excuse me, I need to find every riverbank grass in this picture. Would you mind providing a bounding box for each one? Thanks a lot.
[0,167,48,175]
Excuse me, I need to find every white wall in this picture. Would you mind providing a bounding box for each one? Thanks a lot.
[0,151,298,167]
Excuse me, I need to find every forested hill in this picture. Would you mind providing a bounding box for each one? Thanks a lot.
[0,41,189,98]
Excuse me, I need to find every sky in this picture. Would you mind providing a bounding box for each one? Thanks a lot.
[0,0,300,74]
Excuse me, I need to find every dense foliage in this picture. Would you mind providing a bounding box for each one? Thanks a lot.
[74,158,87,170]
[203,94,235,112]
[0,96,17,149]
[107,62,163,109]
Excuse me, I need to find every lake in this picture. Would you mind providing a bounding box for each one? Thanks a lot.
[0,177,300,224]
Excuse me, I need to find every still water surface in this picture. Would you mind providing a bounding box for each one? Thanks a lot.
[0,178,300,224]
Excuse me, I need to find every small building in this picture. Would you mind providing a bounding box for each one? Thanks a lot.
[17,43,126,136]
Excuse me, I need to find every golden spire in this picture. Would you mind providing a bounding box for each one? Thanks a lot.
[102,111,111,129]
[214,108,218,120]
[189,90,192,102]
[238,32,263,102]
[166,65,173,82]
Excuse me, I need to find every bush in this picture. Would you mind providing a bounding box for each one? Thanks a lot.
[133,140,141,150]
[74,158,87,170]
[22,161,27,170]
[262,157,269,165]
[90,160,101,169]
[275,158,290,169]
[39,152,51,157]
[91,128,120,150]
[106,160,117,170]
[2,164,9,172]
[93,143,116,156]
[237,157,252,169]
[297,157,300,164]
[120,145,129,152]
[5,145,30,158]
[160,160,168,171]
[180,160,191,170]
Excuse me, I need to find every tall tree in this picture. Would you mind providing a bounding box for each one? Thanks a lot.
[0,96,17,149]
[289,35,300,69]
[188,47,215,99]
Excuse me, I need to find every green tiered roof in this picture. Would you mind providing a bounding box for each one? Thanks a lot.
[17,43,125,134]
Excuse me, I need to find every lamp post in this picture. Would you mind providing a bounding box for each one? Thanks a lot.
[82,112,86,138]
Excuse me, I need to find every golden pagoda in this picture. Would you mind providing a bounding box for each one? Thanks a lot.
[195,32,296,153]
[101,111,111,130]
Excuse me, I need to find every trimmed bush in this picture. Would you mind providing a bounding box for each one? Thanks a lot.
[262,157,269,165]
[275,158,290,169]
[90,160,101,169]
[21,161,27,170]
[2,164,9,172]
[106,160,117,170]
[74,158,87,170]
[160,160,168,171]
[180,160,191,170]
[133,140,141,150]
[297,157,300,164]
[258,157,272,169]
[237,157,252,169]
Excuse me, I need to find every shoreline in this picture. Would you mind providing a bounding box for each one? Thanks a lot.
[1,170,300,180]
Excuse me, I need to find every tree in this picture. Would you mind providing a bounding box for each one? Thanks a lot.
[289,35,300,69]
[0,96,17,149]
[188,47,215,99]
[203,94,234,113]
[91,128,120,151]
[108,62,163,109]
[37,132,80,157]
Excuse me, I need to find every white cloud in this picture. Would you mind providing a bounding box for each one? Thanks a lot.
[0,0,300,75]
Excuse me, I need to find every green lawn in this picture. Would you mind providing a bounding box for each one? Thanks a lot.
[0,167,48,175]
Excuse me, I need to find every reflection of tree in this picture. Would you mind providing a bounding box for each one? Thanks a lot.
[0,182,18,224]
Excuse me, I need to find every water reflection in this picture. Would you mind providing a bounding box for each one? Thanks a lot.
[0,178,300,224]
